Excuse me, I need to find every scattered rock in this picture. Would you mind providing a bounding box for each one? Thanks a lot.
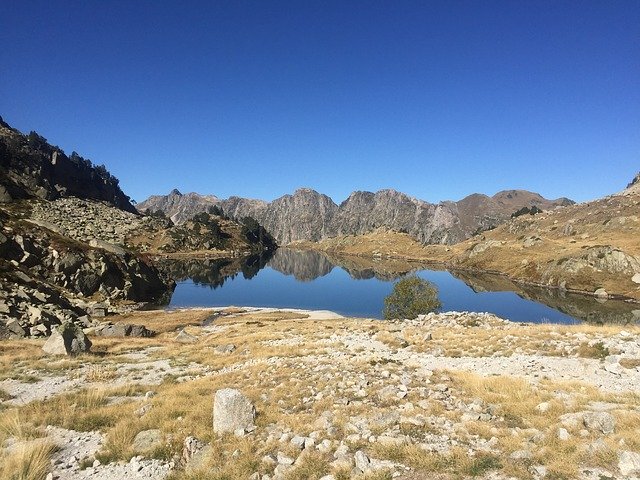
[175,329,197,343]
[354,450,371,473]
[94,322,155,337]
[42,321,92,356]
[213,388,256,435]
[213,344,236,354]
[594,288,608,299]
[583,411,616,435]
[619,450,640,476]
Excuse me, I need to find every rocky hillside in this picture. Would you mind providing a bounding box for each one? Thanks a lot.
[0,116,136,212]
[138,187,572,245]
[0,117,176,339]
[139,189,220,222]
[447,177,640,301]
[303,174,640,302]
[0,204,174,339]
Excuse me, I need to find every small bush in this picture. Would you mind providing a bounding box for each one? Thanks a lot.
[577,341,610,360]
[383,275,441,320]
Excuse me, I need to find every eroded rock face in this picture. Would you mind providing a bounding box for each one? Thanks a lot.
[0,117,136,212]
[213,388,256,435]
[42,321,91,356]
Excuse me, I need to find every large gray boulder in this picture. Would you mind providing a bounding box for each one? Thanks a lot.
[213,388,255,435]
[42,322,91,356]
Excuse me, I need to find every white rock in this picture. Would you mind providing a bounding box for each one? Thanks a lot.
[354,450,371,472]
[535,402,550,413]
[619,451,640,476]
[213,389,255,435]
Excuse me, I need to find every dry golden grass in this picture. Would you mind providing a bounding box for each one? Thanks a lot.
[0,438,57,480]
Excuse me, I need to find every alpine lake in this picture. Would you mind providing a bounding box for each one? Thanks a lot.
[163,248,640,325]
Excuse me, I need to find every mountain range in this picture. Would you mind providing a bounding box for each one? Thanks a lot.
[138,188,573,245]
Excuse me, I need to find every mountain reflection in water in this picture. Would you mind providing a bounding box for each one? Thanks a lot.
[164,248,639,324]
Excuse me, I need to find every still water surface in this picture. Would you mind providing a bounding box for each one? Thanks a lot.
[167,249,638,324]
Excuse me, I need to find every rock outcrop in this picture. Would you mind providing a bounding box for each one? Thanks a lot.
[42,321,92,356]
[0,117,136,212]
[139,187,573,246]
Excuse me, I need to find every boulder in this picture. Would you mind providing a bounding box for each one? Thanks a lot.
[583,411,615,435]
[42,322,91,356]
[354,450,371,473]
[175,329,197,343]
[619,451,640,476]
[213,344,236,354]
[213,388,255,435]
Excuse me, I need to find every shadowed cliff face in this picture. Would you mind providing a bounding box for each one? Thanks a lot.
[0,118,136,213]
[138,188,573,246]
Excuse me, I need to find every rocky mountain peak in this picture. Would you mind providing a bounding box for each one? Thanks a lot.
[169,188,182,196]
[622,172,640,195]
[139,186,575,246]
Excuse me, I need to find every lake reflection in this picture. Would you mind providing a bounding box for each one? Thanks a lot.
[164,248,639,324]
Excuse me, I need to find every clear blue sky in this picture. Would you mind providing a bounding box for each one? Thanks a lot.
[1,1,638,204]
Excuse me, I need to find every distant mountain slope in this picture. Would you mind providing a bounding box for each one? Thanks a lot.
[138,189,220,223]
[138,187,573,245]
[0,116,136,212]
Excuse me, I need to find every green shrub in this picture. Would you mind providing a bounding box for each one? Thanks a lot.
[383,275,441,320]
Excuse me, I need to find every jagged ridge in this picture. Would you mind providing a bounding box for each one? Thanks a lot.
[138,187,573,245]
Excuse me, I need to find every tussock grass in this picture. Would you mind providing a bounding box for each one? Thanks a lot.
[0,439,57,480]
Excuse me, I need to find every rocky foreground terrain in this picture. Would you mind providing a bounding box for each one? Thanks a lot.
[138,187,572,245]
[1,308,640,480]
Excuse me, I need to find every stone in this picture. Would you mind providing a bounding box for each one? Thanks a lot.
[277,452,295,465]
[557,428,570,441]
[583,411,616,434]
[132,429,163,452]
[89,238,126,256]
[182,436,206,466]
[535,402,550,413]
[510,450,532,460]
[529,465,547,478]
[633,273,640,284]
[619,451,640,476]
[94,323,155,337]
[354,450,371,472]
[175,329,197,343]
[213,388,255,435]
[594,288,608,299]
[6,319,26,337]
[213,344,236,354]
[42,322,91,356]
